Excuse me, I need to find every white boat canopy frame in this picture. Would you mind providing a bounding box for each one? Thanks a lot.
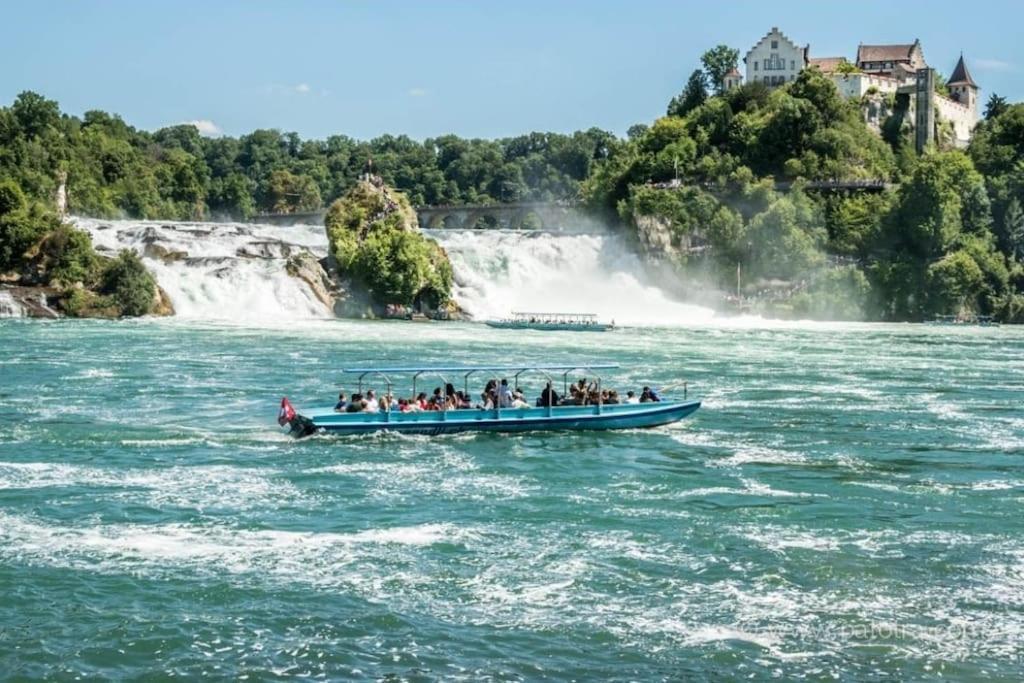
[342,364,622,409]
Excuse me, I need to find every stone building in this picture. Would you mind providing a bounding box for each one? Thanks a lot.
[723,67,742,91]
[729,29,980,147]
[743,27,808,88]
[855,40,927,81]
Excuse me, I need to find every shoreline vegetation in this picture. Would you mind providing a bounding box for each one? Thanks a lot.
[1,54,1022,321]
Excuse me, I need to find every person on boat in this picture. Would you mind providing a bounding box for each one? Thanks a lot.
[346,393,366,412]
[416,392,430,411]
[429,387,444,410]
[334,392,348,412]
[511,393,531,409]
[624,390,640,404]
[639,386,661,403]
[497,379,514,408]
[364,390,380,413]
[538,382,560,407]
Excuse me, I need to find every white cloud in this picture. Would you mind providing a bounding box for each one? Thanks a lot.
[183,119,222,137]
[974,58,1012,71]
[263,83,320,96]
[408,87,428,97]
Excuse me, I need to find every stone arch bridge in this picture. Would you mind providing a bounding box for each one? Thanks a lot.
[252,201,580,231]
[415,202,577,231]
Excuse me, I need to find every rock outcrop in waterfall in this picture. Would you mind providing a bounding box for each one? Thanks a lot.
[322,175,454,317]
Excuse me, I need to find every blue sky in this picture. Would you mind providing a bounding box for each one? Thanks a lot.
[2,1,1020,140]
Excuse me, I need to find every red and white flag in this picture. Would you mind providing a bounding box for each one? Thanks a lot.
[278,397,296,426]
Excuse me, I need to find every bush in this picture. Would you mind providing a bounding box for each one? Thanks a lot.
[100,250,155,316]
[0,179,57,272]
[0,178,27,216]
[43,226,99,286]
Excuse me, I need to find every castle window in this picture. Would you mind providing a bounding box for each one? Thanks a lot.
[763,76,769,84]
[771,40,779,49]
[791,60,795,70]
[754,62,758,71]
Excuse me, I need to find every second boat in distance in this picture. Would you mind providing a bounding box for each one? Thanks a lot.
[485,312,614,332]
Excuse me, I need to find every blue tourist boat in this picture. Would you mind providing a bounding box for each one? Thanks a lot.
[280,364,699,437]
[927,314,1000,327]
[485,312,614,332]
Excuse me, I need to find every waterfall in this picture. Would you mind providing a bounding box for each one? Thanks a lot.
[0,290,25,318]
[75,218,332,321]
[73,218,714,326]
[428,229,715,326]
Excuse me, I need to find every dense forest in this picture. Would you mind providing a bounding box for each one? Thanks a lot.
[0,91,617,220]
[582,56,1024,323]
[1,47,1023,320]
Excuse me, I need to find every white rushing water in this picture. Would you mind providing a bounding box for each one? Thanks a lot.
[0,290,25,318]
[428,229,715,326]
[74,218,715,325]
[76,218,332,321]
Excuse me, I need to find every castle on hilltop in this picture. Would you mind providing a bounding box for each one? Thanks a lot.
[730,27,980,150]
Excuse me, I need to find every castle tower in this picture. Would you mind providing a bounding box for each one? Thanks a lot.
[723,67,742,91]
[915,68,936,153]
[947,54,979,120]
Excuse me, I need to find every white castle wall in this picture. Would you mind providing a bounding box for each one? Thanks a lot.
[934,96,977,148]
[828,73,899,99]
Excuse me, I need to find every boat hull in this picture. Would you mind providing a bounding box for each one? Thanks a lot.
[290,400,700,437]
[485,321,612,332]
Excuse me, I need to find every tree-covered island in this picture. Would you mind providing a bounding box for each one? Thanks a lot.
[1,45,1022,321]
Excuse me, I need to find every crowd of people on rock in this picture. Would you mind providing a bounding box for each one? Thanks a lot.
[332,379,661,414]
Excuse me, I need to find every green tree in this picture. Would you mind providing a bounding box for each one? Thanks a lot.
[1004,197,1024,260]
[927,250,984,314]
[984,93,1009,121]
[264,169,321,213]
[667,70,708,117]
[745,192,826,280]
[700,45,740,94]
[10,91,61,138]
[0,177,27,216]
[883,151,988,258]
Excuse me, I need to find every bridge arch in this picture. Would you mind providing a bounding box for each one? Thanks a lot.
[516,210,543,231]
[468,214,499,230]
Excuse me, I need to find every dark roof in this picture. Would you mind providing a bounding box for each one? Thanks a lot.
[856,43,915,64]
[948,55,977,87]
[725,67,741,77]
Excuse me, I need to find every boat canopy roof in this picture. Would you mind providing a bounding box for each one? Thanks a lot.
[512,311,598,319]
[343,363,618,374]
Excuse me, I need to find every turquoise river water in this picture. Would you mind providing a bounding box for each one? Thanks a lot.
[1,318,1023,680]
